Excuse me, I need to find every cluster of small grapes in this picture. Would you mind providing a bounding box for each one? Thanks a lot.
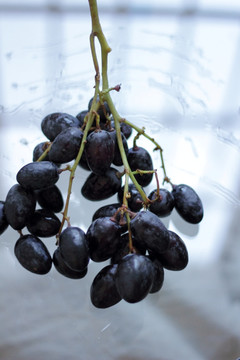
[0,97,204,309]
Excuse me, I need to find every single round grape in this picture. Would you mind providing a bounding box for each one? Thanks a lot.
[86,217,122,262]
[88,96,111,123]
[26,209,61,238]
[41,112,80,141]
[127,146,153,187]
[49,127,84,164]
[53,247,88,279]
[148,188,175,217]
[0,201,8,235]
[59,226,89,272]
[90,264,121,308]
[115,254,154,303]
[85,130,115,175]
[148,256,164,294]
[156,230,188,271]
[108,130,128,166]
[35,185,64,213]
[130,210,170,255]
[118,183,145,212]
[14,234,52,275]
[172,184,204,224]
[81,167,122,201]
[4,184,36,230]
[17,161,59,190]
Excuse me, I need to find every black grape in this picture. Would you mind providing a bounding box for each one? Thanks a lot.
[41,112,80,141]
[90,264,121,308]
[110,118,132,139]
[92,203,122,222]
[110,232,146,264]
[32,141,50,162]
[127,146,153,187]
[130,210,170,255]
[148,256,164,294]
[35,185,64,213]
[88,96,111,123]
[14,234,52,275]
[17,161,59,190]
[0,201,9,235]
[115,254,154,303]
[48,127,84,164]
[118,183,145,212]
[172,184,204,224]
[156,230,188,271]
[76,109,88,127]
[108,130,128,166]
[81,167,122,201]
[85,130,115,175]
[4,184,36,230]
[59,226,89,272]
[53,247,88,279]
[148,188,175,217]
[26,209,61,238]
[86,217,122,262]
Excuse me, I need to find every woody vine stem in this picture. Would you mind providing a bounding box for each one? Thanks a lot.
[55,0,171,242]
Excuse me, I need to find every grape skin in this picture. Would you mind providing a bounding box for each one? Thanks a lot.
[35,185,64,213]
[41,112,80,141]
[26,209,61,238]
[0,201,8,235]
[53,247,88,279]
[148,188,175,217]
[127,146,153,187]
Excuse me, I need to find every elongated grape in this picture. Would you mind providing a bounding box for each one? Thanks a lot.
[17,161,59,190]
[35,185,64,213]
[4,184,36,230]
[41,112,80,141]
[148,188,175,217]
[90,264,121,308]
[172,184,203,224]
[53,247,88,279]
[26,209,61,238]
[14,234,52,275]
[127,146,153,187]
[115,254,154,303]
[148,256,164,293]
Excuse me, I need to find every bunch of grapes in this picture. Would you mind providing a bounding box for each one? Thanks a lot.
[0,98,204,308]
[0,0,204,309]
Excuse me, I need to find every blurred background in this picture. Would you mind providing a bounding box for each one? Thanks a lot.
[0,1,240,360]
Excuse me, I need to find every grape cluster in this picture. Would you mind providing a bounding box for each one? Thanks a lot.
[0,97,204,309]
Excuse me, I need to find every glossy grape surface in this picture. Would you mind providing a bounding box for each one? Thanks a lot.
[41,112,80,141]
[148,188,175,217]
[115,254,154,303]
[14,234,52,275]
[26,209,61,238]
[81,167,122,201]
[17,161,59,190]
[110,232,146,264]
[53,247,88,279]
[130,210,170,255]
[172,184,204,224]
[59,226,89,272]
[88,96,111,123]
[4,184,36,230]
[108,130,128,166]
[49,127,84,163]
[127,146,153,187]
[90,264,121,308]
[35,185,64,213]
[148,256,164,293]
[92,203,121,222]
[86,217,122,262]
[118,183,145,212]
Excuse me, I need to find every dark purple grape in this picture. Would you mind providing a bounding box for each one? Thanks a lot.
[115,254,154,303]
[148,256,164,294]
[127,146,153,187]
[76,109,88,127]
[92,203,122,222]
[86,217,122,262]
[53,247,88,279]
[77,150,91,171]
[14,234,52,275]
[26,209,61,238]
[172,184,203,224]
[4,184,36,230]
[156,230,188,271]
[0,201,8,235]
[32,142,50,162]
[85,130,115,175]
[130,210,170,255]
[17,161,59,190]
[111,232,146,264]
[108,130,128,166]
[48,127,84,164]
[81,167,122,201]
[35,185,64,213]
[88,96,111,123]
[148,188,175,217]
[90,264,121,308]
[59,226,89,272]
[118,183,145,212]
[41,112,80,141]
